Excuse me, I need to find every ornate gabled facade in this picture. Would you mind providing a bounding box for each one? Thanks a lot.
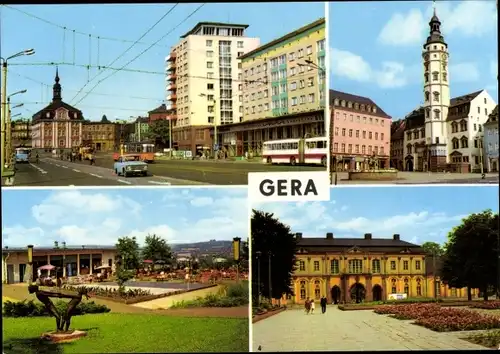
[483,105,499,172]
[31,69,84,151]
[390,119,406,170]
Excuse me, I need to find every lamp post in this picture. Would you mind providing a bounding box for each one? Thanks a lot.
[199,93,218,159]
[268,251,273,304]
[7,96,25,166]
[476,137,484,174]
[27,245,34,284]
[1,49,35,181]
[232,237,241,283]
[256,251,262,306]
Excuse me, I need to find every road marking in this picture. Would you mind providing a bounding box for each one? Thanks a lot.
[89,173,103,178]
[55,164,61,167]
[148,180,172,185]
[62,165,69,169]
[118,179,132,185]
[72,169,81,173]
[29,163,48,175]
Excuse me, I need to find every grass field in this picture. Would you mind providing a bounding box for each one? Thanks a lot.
[3,313,249,353]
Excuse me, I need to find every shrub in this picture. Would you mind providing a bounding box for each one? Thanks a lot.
[225,283,249,299]
[470,301,500,310]
[3,300,110,318]
[63,285,152,299]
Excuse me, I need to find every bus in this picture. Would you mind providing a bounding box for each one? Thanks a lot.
[262,137,328,166]
[15,147,31,163]
[113,142,155,163]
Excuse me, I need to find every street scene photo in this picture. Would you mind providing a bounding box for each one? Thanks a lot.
[1,2,327,187]
[329,1,498,184]
[2,187,250,352]
[251,185,500,351]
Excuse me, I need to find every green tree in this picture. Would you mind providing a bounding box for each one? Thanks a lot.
[421,241,444,256]
[141,234,173,265]
[251,210,298,302]
[116,236,141,270]
[441,210,498,301]
[145,119,170,146]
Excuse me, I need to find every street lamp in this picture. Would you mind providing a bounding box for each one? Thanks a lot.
[255,251,262,306]
[268,251,273,304]
[199,93,218,159]
[1,49,35,180]
[232,237,241,283]
[6,98,25,168]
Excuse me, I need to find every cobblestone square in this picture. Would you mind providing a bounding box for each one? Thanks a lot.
[252,307,487,351]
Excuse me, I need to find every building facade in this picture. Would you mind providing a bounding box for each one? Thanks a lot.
[165,22,260,155]
[31,69,84,151]
[82,115,116,151]
[484,105,499,172]
[401,12,496,172]
[2,245,117,283]
[219,18,326,157]
[390,119,405,170]
[330,90,391,171]
[11,119,32,148]
[288,233,477,305]
[129,117,150,143]
[148,104,170,122]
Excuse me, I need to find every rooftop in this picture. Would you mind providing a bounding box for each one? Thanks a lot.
[181,22,249,38]
[296,233,422,248]
[330,89,391,119]
[450,90,483,107]
[148,104,168,114]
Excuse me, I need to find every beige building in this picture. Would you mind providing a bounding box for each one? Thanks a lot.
[219,18,326,157]
[2,245,117,284]
[165,22,260,155]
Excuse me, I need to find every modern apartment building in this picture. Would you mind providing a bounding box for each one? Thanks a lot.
[165,22,260,155]
[218,18,326,157]
[330,90,392,171]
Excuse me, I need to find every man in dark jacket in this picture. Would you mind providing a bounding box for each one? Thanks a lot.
[320,296,327,314]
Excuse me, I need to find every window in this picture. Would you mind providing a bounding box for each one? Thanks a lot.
[452,138,459,149]
[307,77,314,87]
[290,82,297,90]
[300,281,306,299]
[206,40,212,47]
[207,72,214,79]
[434,110,440,120]
[443,72,447,81]
[391,278,397,294]
[237,41,243,48]
[291,97,298,106]
[416,278,422,296]
[432,71,439,81]
[313,261,320,271]
[404,278,409,295]
[207,83,214,90]
[206,61,213,69]
[425,92,430,101]
[348,259,363,273]
[372,259,381,273]
[390,260,396,270]
[330,259,339,274]
[403,260,409,270]
[461,137,468,149]
[435,281,441,296]
[206,50,214,58]
[308,93,315,103]
[306,45,312,55]
[433,92,440,102]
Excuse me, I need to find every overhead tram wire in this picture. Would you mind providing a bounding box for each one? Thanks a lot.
[16,101,156,113]
[69,4,179,104]
[2,5,170,48]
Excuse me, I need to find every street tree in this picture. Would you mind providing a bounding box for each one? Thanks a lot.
[142,234,173,265]
[421,241,444,256]
[115,236,141,270]
[441,210,499,301]
[146,119,170,146]
[251,209,298,302]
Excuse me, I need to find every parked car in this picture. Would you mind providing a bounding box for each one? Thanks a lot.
[113,154,148,177]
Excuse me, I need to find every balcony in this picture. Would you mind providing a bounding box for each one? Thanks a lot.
[167,94,177,101]
[167,103,177,111]
[166,73,177,81]
[167,83,177,91]
[166,62,176,71]
[166,52,177,62]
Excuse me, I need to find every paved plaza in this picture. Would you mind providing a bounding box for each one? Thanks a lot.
[252,307,487,351]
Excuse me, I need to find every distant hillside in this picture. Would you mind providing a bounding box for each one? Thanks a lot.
[171,240,233,257]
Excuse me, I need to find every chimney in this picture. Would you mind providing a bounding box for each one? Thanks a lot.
[364,233,372,240]
[295,233,303,239]
[326,232,334,239]
[393,234,400,241]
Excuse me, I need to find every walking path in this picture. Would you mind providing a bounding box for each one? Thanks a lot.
[252,307,487,351]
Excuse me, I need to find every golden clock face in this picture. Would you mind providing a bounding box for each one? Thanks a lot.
[442,53,447,60]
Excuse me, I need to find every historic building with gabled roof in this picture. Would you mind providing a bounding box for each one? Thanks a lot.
[483,105,499,172]
[31,69,85,151]
[401,11,496,173]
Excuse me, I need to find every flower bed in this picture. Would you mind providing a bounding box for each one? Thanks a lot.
[470,301,500,310]
[3,299,110,317]
[374,303,500,332]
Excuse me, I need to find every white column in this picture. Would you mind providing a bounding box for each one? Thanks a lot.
[52,122,57,148]
[89,254,93,274]
[77,254,80,276]
[66,122,70,148]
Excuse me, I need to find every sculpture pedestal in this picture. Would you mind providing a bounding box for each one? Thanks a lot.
[41,330,87,343]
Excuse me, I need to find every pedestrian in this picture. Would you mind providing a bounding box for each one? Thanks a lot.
[304,298,310,314]
[310,299,315,314]
[89,153,95,165]
[320,296,327,314]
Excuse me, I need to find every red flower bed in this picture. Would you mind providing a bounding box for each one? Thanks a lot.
[374,303,500,332]
[470,301,500,310]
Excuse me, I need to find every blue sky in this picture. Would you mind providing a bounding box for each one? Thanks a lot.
[253,186,499,246]
[329,1,498,119]
[2,187,247,247]
[1,3,324,122]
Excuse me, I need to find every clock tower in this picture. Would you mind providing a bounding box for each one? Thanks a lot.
[422,9,450,171]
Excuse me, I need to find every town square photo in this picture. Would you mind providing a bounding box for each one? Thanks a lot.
[329,0,498,185]
[251,185,500,351]
[1,187,250,352]
[1,2,327,187]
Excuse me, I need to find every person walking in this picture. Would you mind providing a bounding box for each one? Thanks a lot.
[310,299,315,314]
[304,298,310,314]
[89,152,95,165]
[320,296,327,314]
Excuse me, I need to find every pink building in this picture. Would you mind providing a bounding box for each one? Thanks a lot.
[330,90,392,171]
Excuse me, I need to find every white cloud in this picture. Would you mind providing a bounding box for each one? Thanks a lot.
[340,205,349,212]
[330,48,420,89]
[2,226,46,247]
[449,63,480,83]
[190,197,214,207]
[378,9,426,46]
[129,225,178,244]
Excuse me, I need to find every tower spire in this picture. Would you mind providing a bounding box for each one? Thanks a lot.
[53,66,62,101]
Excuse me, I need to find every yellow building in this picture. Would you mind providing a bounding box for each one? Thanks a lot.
[11,119,32,148]
[82,116,117,152]
[289,233,477,304]
[219,18,326,157]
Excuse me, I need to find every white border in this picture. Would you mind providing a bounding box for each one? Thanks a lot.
[325,0,331,184]
[247,185,253,352]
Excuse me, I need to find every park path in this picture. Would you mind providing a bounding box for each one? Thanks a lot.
[252,307,487,351]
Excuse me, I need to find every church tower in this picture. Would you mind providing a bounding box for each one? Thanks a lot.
[53,67,62,102]
[422,8,450,171]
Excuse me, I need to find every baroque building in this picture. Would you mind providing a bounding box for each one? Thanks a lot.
[82,115,117,152]
[287,233,477,305]
[31,69,84,151]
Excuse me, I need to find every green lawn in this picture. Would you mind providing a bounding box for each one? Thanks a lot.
[3,313,249,353]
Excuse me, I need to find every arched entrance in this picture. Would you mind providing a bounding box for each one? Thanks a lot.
[350,283,366,303]
[373,285,383,302]
[331,285,341,304]
[405,156,414,171]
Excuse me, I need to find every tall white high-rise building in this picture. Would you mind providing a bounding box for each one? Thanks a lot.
[165,22,260,155]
